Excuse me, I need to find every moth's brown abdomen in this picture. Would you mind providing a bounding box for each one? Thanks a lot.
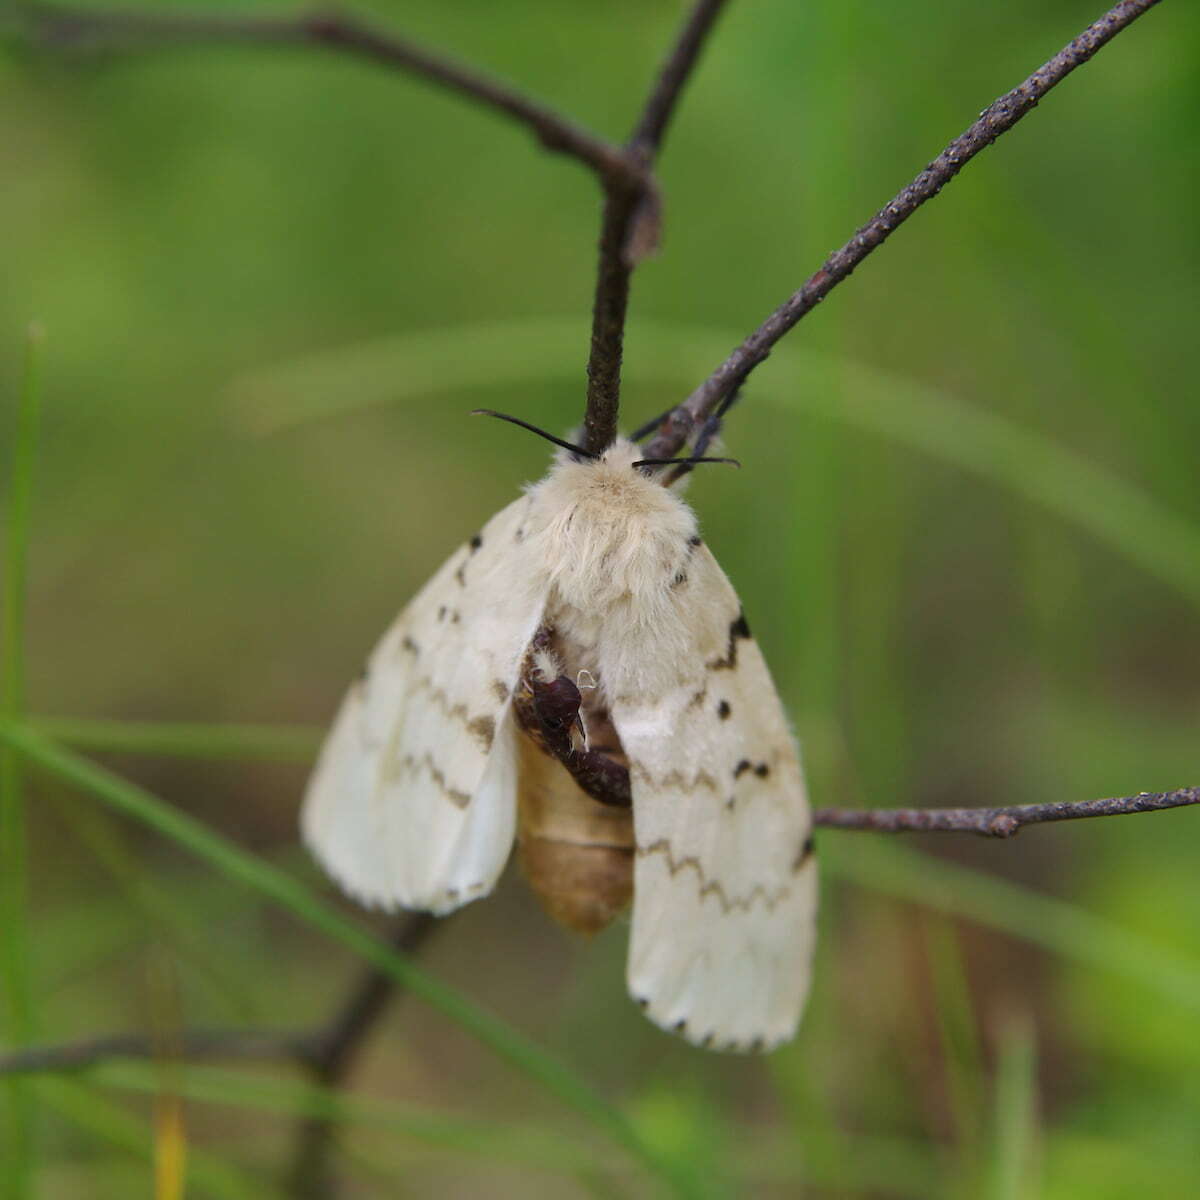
[514,725,633,936]
[518,835,633,936]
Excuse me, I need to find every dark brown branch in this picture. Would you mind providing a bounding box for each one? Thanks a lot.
[20,1,729,457]
[21,3,644,190]
[2,785,1195,1082]
[642,0,1164,459]
[580,0,731,456]
[581,179,646,456]
[513,654,1200,837]
[814,787,1200,838]
[288,913,439,1199]
[629,0,730,155]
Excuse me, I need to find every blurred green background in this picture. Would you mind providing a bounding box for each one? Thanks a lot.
[2,0,1199,1196]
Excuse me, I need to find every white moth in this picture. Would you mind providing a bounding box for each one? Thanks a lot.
[302,433,817,1051]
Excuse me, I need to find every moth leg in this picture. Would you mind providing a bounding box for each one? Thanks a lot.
[513,632,631,808]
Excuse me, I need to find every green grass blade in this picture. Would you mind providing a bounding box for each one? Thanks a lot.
[987,1017,1039,1200]
[232,317,1200,610]
[0,722,698,1197]
[50,791,261,1020]
[86,1060,611,1176]
[824,838,1200,1012]
[924,917,986,1187]
[32,718,321,763]
[1,323,45,1200]
[230,318,601,435]
[1,323,42,716]
[772,356,1200,613]
[38,1076,276,1200]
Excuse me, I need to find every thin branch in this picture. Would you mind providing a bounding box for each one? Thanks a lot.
[813,787,1200,839]
[642,0,1164,459]
[0,914,438,1074]
[629,0,730,155]
[3,785,1194,1081]
[288,913,439,1200]
[0,776,1194,1082]
[580,0,731,456]
[20,1,731,456]
[513,657,1200,836]
[0,1028,311,1077]
[581,181,646,456]
[21,3,644,190]
[0,912,439,1200]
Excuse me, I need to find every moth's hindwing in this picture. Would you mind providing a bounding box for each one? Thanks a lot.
[302,494,546,914]
[610,543,817,1052]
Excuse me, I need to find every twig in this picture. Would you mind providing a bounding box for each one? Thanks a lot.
[813,787,1200,838]
[582,181,647,456]
[20,3,644,190]
[642,0,1164,459]
[512,665,1200,836]
[288,913,439,1199]
[3,783,1195,1082]
[0,1028,311,1076]
[0,914,439,1200]
[629,0,730,156]
[579,0,731,455]
[20,0,719,454]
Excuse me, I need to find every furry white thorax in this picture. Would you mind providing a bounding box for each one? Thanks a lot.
[521,438,700,698]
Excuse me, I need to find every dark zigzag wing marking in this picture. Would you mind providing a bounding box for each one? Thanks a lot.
[302,493,546,913]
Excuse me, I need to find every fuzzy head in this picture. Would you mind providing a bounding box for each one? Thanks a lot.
[528,439,698,615]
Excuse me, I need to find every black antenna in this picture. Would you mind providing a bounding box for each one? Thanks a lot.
[471,410,597,459]
[633,456,741,469]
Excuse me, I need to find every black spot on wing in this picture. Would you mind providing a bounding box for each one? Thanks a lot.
[732,759,771,787]
[793,834,816,871]
[455,533,486,587]
[401,635,420,656]
[688,535,702,548]
[716,699,731,720]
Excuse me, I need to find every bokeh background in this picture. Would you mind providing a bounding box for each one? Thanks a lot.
[2,0,1199,1196]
